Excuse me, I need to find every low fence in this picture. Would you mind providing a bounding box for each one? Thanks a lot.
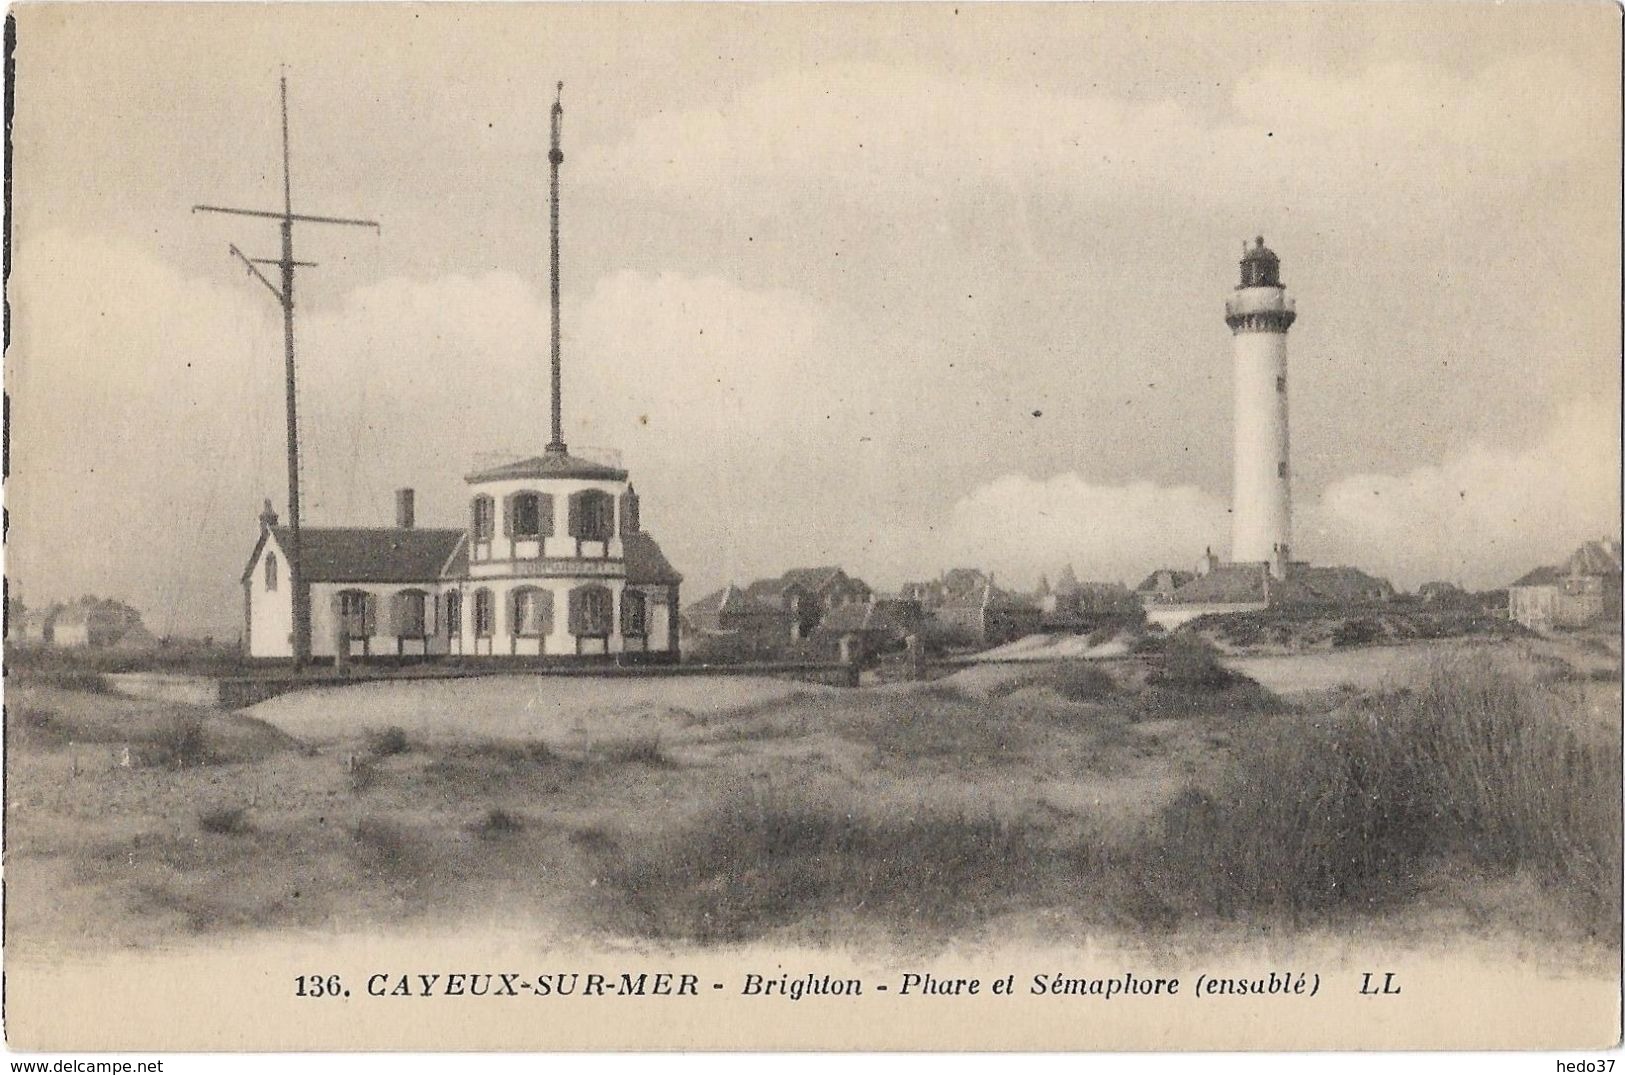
[93,640,1143,710]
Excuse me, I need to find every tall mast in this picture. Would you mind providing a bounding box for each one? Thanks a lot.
[193,74,381,668]
[546,80,567,454]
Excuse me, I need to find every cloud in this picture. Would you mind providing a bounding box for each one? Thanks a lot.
[935,396,1620,593]
[579,56,1614,229]
[1304,395,1621,589]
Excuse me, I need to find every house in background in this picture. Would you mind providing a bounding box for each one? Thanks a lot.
[1509,539,1622,630]
[811,597,925,658]
[1037,565,1138,629]
[934,578,1042,646]
[684,567,873,645]
[1135,568,1197,605]
[13,596,148,649]
[53,598,145,648]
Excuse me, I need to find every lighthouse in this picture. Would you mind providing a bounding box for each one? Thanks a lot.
[1224,237,1296,576]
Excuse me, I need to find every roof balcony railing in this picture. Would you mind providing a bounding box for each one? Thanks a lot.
[1225,292,1294,320]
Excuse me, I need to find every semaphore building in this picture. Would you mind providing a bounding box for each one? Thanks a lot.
[241,83,682,663]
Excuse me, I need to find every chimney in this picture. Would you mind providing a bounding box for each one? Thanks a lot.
[396,488,415,530]
[259,498,279,532]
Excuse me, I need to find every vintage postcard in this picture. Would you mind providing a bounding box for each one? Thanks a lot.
[2,1,1620,1056]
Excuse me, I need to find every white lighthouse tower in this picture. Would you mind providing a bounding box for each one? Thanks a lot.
[1224,237,1296,576]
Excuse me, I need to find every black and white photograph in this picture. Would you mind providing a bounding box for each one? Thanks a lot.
[2,1,1620,1056]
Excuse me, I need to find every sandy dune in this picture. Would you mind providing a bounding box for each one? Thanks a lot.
[244,673,829,744]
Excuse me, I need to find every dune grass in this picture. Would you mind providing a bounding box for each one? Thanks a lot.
[592,784,1070,944]
[590,656,1620,943]
[1133,657,1621,935]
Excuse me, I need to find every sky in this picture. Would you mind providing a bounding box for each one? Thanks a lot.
[6,3,1621,638]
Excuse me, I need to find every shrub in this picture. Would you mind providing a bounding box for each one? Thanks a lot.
[348,757,379,793]
[474,808,524,838]
[1333,618,1384,648]
[148,715,211,768]
[1045,662,1116,702]
[11,705,64,744]
[364,725,410,758]
[352,815,412,870]
[198,806,251,835]
[1153,634,1237,691]
[595,735,668,766]
[1130,632,1168,656]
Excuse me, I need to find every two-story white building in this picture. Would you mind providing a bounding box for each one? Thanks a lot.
[242,476,682,664]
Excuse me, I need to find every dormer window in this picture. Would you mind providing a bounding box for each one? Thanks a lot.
[264,552,278,591]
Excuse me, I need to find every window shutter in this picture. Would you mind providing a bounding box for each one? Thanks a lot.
[362,593,377,636]
[502,494,515,537]
[538,494,555,538]
[567,493,582,539]
[509,590,523,636]
[568,587,584,634]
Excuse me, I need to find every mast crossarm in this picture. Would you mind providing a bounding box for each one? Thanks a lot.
[193,204,381,231]
[227,244,286,303]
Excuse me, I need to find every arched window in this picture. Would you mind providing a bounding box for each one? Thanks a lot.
[505,491,553,539]
[621,589,647,637]
[264,552,278,592]
[568,490,615,542]
[445,591,463,636]
[392,589,428,638]
[568,584,613,637]
[471,495,496,542]
[509,587,554,637]
[473,588,495,638]
[337,589,374,640]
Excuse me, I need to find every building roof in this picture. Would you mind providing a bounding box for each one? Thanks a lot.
[780,566,856,592]
[624,532,684,585]
[685,585,741,618]
[465,449,628,484]
[1510,540,1622,589]
[1290,565,1395,604]
[1167,563,1270,604]
[813,598,923,636]
[1566,539,1623,577]
[1510,565,1564,588]
[1135,569,1196,592]
[245,527,466,584]
[1167,563,1394,606]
